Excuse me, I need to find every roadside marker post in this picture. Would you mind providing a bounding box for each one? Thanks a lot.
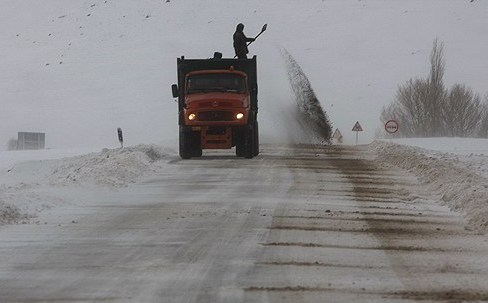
[352,121,363,145]
[117,127,124,148]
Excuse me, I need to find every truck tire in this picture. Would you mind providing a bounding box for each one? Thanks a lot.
[179,126,192,159]
[193,145,202,157]
[244,125,254,159]
[253,121,259,157]
[179,126,202,159]
[236,138,245,157]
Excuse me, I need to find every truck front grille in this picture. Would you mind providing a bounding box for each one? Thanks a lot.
[198,111,234,121]
[198,101,233,108]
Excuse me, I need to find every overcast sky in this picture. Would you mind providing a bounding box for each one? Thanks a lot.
[1,0,487,149]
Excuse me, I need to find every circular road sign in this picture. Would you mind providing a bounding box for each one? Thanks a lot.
[385,120,399,134]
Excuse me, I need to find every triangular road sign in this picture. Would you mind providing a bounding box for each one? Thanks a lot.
[352,121,363,132]
[332,128,343,139]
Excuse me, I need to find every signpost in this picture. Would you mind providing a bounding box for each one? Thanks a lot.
[117,128,124,148]
[385,119,399,134]
[352,121,363,145]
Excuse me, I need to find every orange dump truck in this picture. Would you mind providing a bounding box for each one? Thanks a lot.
[171,54,259,159]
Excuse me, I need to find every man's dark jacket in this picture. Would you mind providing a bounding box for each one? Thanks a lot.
[233,30,254,58]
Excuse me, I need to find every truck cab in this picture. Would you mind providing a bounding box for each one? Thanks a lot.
[183,69,250,127]
[172,56,259,159]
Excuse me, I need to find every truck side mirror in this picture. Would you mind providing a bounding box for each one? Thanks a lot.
[171,84,179,98]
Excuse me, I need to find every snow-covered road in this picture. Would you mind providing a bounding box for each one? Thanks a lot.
[2,144,488,302]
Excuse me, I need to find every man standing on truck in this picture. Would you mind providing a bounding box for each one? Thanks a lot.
[233,23,255,59]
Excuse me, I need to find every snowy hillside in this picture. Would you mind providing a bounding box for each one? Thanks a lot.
[2,0,488,148]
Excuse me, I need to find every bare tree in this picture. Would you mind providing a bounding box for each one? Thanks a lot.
[429,38,445,88]
[425,38,447,136]
[384,39,448,138]
[385,78,434,137]
[478,97,488,138]
[382,38,488,138]
[443,84,483,137]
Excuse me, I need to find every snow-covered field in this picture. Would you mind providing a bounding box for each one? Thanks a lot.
[1,138,488,233]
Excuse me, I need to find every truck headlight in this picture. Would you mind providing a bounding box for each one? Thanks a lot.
[188,113,197,121]
[236,113,244,120]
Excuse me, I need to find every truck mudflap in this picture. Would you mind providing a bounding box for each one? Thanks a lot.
[201,126,232,149]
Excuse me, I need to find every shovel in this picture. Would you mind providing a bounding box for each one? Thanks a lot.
[247,23,267,48]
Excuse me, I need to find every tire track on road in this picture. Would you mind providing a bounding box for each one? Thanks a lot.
[245,144,488,302]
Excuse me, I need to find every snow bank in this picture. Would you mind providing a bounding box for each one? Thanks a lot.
[372,140,488,233]
[45,144,168,187]
[0,144,169,225]
[0,201,29,225]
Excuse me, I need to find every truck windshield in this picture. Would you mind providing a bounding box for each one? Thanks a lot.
[186,74,246,94]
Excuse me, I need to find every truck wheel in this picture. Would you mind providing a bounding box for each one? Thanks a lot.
[180,126,191,159]
[236,141,245,157]
[253,121,259,156]
[193,145,202,157]
[235,129,245,157]
[244,126,254,159]
[180,126,202,159]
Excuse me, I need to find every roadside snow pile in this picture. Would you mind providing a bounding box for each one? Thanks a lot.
[372,141,488,233]
[0,201,29,225]
[47,144,168,187]
[0,144,169,225]
[0,185,58,225]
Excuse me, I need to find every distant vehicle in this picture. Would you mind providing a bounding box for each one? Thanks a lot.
[171,54,259,159]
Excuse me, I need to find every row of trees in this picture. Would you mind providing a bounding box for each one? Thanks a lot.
[380,39,488,138]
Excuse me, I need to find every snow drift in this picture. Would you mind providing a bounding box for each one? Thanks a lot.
[0,144,168,224]
[372,140,488,233]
